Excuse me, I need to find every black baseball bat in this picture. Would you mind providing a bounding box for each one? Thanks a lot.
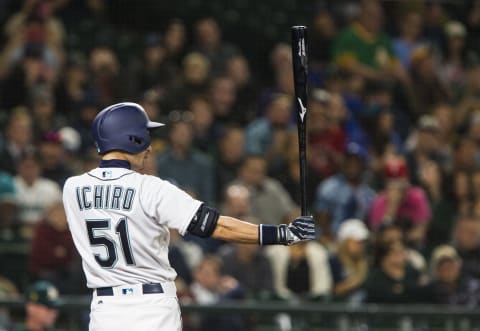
[291,25,308,216]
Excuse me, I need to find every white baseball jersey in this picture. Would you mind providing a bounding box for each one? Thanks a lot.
[62,165,202,289]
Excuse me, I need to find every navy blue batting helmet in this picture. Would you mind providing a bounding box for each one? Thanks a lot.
[92,102,164,154]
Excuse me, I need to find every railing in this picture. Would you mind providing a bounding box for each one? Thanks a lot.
[2,298,480,331]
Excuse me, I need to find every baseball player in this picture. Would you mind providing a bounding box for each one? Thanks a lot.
[62,102,315,331]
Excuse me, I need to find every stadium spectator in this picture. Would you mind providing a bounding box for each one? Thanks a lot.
[377,224,426,273]
[233,155,297,225]
[28,201,75,293]
[307,90,347,180]
[209,76,241,125]
[393,11,424,69]
[87,44,121,107]
[0,274,19,330]
[452,214,480,280]
[265,241,331,300]
[369,156,431,248]
[332,0,407,84]
[225,54,258,124]
[127,33,179,100]
[190,255,246,331]
[440,21,469,100]
[409,45,451,118]
[192,17,239,75]
[0,171,17,242]
[163,19,187,66]
[309,6,337,69]
[54,52,91,118]
[12,280,61,331]
[365,241,429,303]
[14,152,62,239]
[157,116,215,205]
[214,126,245,200]
[188,94,218,154]
[30,86,65,140]
[163,52,210,110]
[420,161,457,255]
[453,136,478,173]
[329,219,369,303]
[314,142,375,240]
[37,131,72,187]
[455,59,480,128]
[220,242,274,299]
[0,109,35,175]
[221,184,252,220]
[430,245,480,306]
[245,93,292,156]
[405,115,448,185]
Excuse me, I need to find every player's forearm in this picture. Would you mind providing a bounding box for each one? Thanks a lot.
[211,216,260,244]
[211,215,315,246]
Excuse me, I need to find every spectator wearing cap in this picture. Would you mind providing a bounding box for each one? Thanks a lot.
[405,114,450,185]
[0,109,35,175]
[369,156,431,249]
[429,245,480,306]
[12,280,61,331]
[314,142,375,241]
[14,153,62,239]
[329,219,369,303]
[440,21,469,99]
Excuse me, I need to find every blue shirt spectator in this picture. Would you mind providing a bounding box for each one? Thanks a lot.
[314,143,375,235]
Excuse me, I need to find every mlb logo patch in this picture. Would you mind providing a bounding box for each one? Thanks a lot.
[121,288,134,295]
[102,170,112,178]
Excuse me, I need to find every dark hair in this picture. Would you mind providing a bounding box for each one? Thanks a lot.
[373,240,403,267]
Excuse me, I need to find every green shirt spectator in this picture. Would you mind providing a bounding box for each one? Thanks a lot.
[333,23,397,70]
[331,1,407,83]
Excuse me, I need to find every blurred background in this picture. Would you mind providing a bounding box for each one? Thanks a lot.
[2,0,480,330]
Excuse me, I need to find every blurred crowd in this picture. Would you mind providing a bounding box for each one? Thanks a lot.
[2,0,480,329]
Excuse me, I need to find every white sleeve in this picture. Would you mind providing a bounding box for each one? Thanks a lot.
[140,176,203,236]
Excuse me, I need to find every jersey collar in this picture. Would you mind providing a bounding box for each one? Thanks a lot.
[99,159,131,169]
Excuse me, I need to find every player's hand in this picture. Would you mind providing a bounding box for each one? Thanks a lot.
[279,216,315,245]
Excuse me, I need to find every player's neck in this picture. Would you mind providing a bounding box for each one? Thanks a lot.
[102,151,130,161]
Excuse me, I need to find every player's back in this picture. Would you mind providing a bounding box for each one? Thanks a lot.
[62,165,201,289]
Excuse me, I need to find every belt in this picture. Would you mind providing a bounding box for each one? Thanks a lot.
[96,283,164,296]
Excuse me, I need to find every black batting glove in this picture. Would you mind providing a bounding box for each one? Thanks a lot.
[259,216,316,245]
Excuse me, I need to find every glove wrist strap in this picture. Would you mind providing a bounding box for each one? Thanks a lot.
[259,224,288,245]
